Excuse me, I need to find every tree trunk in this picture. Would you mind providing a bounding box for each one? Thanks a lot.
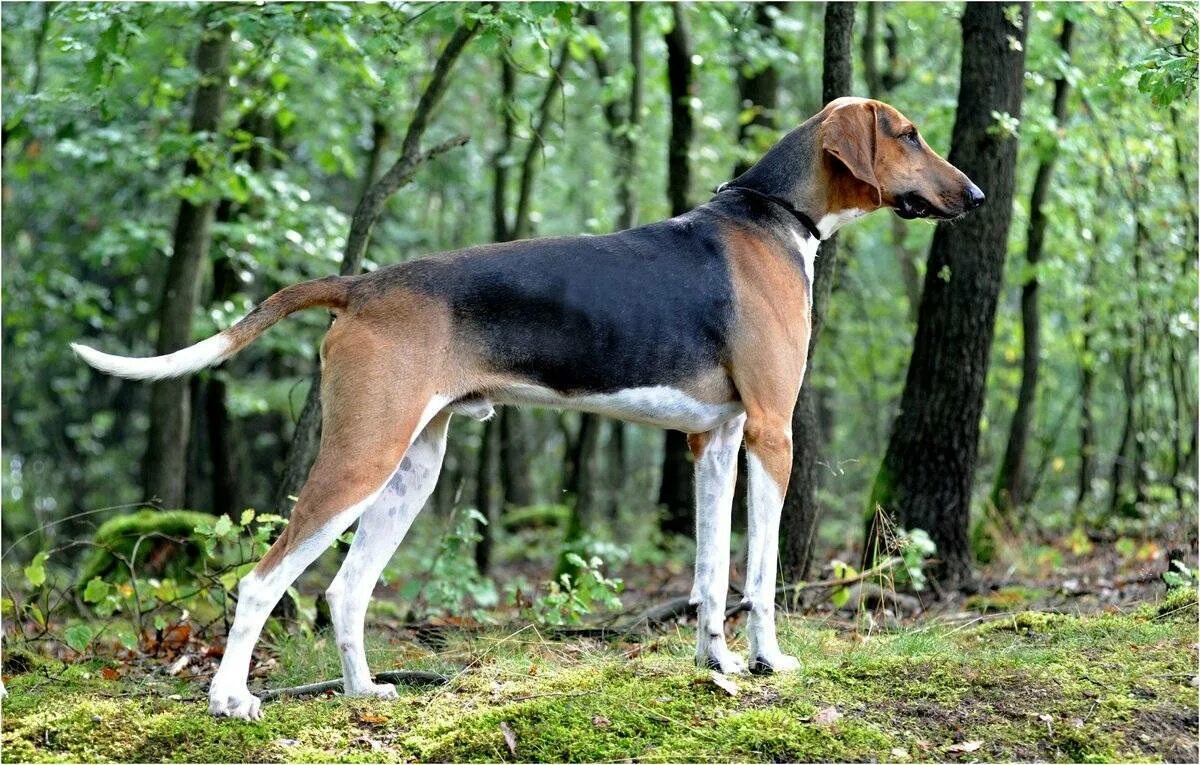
[733,3,781,178]
[206,199,240,518]
[512,42,570,241]
[658,3,697,536]
[578,4,646,524]
[473,417,502,573]
[778,1,855,582]
[205,114,273,518]
[273,21,477,515]
[605,2,644,502]
[1074,259,1096,523]
[992,18,1073,517]
[862,3,920,319]
[143,23,231,509]
[868,3,1030,591]
[499,408,534,507]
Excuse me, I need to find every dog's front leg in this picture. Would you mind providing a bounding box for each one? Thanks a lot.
[688,414,746,674]
[742,416,801,674]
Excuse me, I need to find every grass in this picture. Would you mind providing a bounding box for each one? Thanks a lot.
[2,589,1196,763]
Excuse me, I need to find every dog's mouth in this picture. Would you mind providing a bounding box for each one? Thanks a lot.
[894,192,960,221]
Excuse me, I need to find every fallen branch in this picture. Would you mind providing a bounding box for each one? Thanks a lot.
[259,670,448,701]
[625,557,905,626]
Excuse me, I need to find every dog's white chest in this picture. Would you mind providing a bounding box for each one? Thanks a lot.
[489,383,743,433]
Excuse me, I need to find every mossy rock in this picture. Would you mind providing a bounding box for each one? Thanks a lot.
[975,610,1067,634]
[76,509,218,586]
[500,504,571,531]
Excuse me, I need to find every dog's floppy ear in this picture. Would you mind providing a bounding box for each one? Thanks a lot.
[820,101,882,205]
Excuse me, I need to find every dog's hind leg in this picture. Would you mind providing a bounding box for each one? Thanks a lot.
[208,319,451,720]
[688,413,746,674]
[325,410,451,698]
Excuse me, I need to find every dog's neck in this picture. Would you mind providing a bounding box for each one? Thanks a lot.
[726,116,872,240]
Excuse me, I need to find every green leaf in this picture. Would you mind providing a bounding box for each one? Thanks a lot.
[24,551,49,588]
[83,577,112,603]
[65,623,95,653]
[239,509,256,527]
[213,515,234,538]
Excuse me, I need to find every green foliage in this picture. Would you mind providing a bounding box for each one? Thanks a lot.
[1162,559,1196,591]
[894,528,936,591]
[1129,2,1198,106]
[520,551,623,626]
[402,508,497,620]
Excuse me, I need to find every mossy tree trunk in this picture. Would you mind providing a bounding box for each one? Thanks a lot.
[868,2,1030,591]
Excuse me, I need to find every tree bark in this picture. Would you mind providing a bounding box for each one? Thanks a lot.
[733,3,782,178]
[143,22,231,509]
[862,2,920,319]
[658,3,697,536]
[868,2,1030,591]
[273,21,477,515]
[779,1,855,582]
[473,416,502,573]
[992,18,1073,517]
[205,114,273,518]
[206,199,241,519]
[1074,259,1096,523]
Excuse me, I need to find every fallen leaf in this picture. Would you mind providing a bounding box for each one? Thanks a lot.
[528,663,538,676]
[592,715,610,729]
[708,671,739,697]
[354,711,390,727]
[947,740,983,753]
[813,706,841,726]
[100,667,121,681]
[499,721,517,756]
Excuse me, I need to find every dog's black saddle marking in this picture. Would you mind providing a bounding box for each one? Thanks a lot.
[397,213,735,395]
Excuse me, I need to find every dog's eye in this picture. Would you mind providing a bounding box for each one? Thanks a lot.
[903,130,920,145]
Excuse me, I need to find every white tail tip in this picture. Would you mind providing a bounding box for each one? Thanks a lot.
[71,334,231,381]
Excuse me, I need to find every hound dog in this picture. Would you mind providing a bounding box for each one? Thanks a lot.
[73,97,983,720]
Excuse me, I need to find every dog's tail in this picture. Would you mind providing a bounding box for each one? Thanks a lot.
[71,276,349,381]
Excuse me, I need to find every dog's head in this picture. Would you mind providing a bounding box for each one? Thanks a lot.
[819,97,984,220]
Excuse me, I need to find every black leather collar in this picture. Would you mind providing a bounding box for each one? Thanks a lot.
[715,183,823,241]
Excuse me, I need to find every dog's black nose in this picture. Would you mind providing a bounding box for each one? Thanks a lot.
[965,182,986,210]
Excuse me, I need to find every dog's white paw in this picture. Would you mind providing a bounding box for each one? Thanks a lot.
[749,652,801,675]
[346,682,398,700]
[208,686,263,721]
[699,645,747,675]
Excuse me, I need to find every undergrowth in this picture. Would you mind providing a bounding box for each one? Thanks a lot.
[2,588,1196,763]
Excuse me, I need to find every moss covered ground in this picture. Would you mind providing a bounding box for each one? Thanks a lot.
[2,589,1196,763]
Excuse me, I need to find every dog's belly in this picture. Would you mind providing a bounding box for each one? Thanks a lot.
[487,383,744,433]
